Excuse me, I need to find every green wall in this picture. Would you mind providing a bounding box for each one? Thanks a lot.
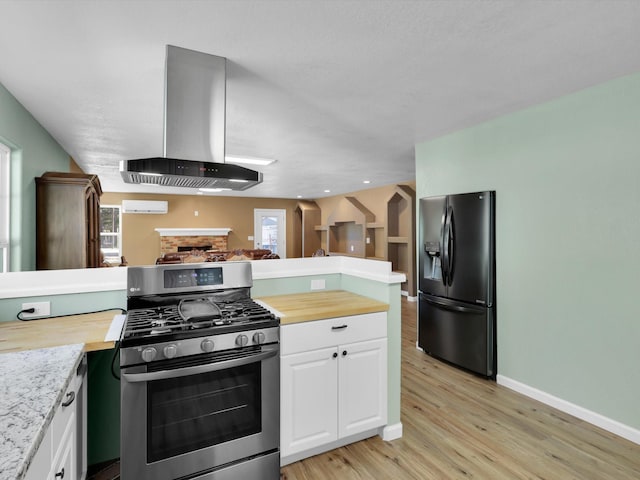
[415,72,640,430]
[0,81,71,271]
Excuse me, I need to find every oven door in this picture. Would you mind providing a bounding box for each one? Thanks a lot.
[120,343,280,480]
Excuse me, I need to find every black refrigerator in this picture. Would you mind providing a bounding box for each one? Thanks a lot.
[418,191,496,378]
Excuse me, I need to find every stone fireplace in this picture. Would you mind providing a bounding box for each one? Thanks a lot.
[155,228,232,255]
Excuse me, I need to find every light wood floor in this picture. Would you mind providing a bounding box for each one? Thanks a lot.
[281,298,640,479]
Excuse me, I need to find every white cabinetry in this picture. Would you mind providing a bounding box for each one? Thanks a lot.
[280,312,387,465]
[25,356,87,480]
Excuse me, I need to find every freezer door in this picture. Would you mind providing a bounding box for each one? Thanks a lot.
[418,293,495,377]
[418,196,447,297]
[446,191,495,306]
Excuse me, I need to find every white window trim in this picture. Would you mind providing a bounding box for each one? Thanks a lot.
[0,142,10,273]
[100,204,122,265]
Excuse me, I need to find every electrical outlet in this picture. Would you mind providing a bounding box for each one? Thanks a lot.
[194,210,199,216]
[21,301,51,319]
[311,279,326,290]
[350,245,354,252]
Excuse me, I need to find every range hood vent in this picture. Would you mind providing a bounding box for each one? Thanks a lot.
[120,45,262,191]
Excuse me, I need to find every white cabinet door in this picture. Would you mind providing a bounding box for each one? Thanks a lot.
[24,434,51,480]
[50,408,76,480]
[25,356,85,480]
[338,338,388,438]
[281,347,338,456]
[50,420,77,480]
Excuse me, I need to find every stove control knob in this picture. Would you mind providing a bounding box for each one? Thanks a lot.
[235,334,249,347]
[163,344,178,359]
[253,332,266,345]
[141,347,157,363]
[201,339,215,353]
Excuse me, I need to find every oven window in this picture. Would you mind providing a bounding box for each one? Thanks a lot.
[147,362,261,463]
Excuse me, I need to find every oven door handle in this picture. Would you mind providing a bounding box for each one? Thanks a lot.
[121,347,278,383]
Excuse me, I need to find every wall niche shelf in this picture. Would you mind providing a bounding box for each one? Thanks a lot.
[386,185,416,297]
[294,201,322,257]
[323,197,384,259]
[295,184,417,297]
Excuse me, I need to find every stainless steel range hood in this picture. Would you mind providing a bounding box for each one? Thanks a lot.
[120,45,262,190]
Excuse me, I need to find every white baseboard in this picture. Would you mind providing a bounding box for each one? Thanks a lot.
[400,291,417,301]
[497,374,640,446]
[380,422,403,441]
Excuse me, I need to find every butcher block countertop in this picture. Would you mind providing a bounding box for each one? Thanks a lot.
[256,290,389,325]
[0,309,123,354]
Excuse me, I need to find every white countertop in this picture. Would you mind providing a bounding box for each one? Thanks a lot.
[0,256,405,299]
[0,344,85,480]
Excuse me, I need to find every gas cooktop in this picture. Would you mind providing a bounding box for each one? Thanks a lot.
[121,296,278,347]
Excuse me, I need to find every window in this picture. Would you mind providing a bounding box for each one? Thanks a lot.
[0,142,10,273]
[100,205,122,264]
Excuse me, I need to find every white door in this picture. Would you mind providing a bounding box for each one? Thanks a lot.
[281,348,338,457]
[254,209,286,258]
[338,338,388,438]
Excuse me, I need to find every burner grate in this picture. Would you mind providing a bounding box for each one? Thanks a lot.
[122,297,276,342]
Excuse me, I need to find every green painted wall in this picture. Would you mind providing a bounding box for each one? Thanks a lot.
[252,274,342,297]
[0,80,71,271]
[415,72,640,430]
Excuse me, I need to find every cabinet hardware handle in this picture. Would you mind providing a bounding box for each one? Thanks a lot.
[331,325,348,330]
[332,352,338,359]
[55,467,65,478]
[61,391,75,407]
[342,350,347,356]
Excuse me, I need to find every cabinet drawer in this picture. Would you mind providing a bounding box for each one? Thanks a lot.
[51,380,79,441]
[281,311,386,355]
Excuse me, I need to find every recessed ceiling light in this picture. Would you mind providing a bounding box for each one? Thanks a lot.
[226,155,277,166]
[296,195,302,198]
[324,189,331,193]
[363,180,371,184]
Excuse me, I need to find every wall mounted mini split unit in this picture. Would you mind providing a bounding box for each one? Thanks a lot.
[121,200,168,214]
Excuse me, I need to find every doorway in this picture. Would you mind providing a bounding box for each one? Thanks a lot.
[253,209,286,258]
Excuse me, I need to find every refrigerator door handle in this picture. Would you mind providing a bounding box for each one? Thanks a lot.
[422,295,484,314]
[447,206,455,286]
[441,207,449,284]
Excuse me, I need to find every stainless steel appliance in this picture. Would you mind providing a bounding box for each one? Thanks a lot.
[120,45,263,190]
[119,262,280,480]
[418,191,496,378]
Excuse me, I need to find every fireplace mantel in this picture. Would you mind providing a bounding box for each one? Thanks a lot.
[154,228,232,237]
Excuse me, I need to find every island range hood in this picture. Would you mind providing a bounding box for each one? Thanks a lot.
[120,45,262,191]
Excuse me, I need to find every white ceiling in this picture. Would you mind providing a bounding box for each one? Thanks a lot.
[1,0,639,199]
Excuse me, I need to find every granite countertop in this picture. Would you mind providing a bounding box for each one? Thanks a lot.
[0,344,85,480]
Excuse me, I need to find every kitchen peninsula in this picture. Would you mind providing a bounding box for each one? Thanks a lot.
[0,256,405,478]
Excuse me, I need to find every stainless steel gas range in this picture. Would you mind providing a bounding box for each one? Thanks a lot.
[119,262,280,480]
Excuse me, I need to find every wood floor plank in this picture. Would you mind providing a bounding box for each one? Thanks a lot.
[280,298,640,479]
